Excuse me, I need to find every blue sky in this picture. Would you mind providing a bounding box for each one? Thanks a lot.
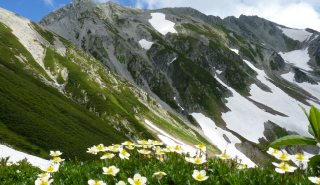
[1,0,320,31]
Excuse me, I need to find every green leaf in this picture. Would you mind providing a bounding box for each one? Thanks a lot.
[309,105,320,137]
[265,135,317,150]
[309,124,315,136]
[299,104,309,118]
[308,154,320,170]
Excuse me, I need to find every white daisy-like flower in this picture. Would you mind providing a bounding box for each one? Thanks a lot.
[126,145,135,150]
[102,166,120,176]
[96,144,108,152]
[274,152,292,161]
[50,156,65,163]
[267,147,281,156]
[138,149,151,155]
[116,181,126,185]
[35,177,54,185]
[172,145,184,154]
[272,162,297,173]
[122,141,133,146]
[101,153,115,159]
[128,174,147,185]
[216,152,232,160]
[38,172,51,178]
[153,171,167,180]
[88,179,107,185]
[293,153,309,162]
[87,146,99,155]
[191,157,207,164]
[308,176,320,184]
[192,170,209,181]
[50,151,62,157]
[195,144,206,152]
[41,163,60,173]
[119,148,130,160]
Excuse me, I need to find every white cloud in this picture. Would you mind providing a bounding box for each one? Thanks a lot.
[44,0,55,8]
[134,0,320,32]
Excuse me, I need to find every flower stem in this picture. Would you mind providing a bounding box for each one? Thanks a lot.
[282,173,284,185]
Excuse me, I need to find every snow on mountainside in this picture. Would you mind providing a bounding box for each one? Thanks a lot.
[139,39,154,50]
[279,49,313,71]
[278,26,312,42]
[148,13,177,35]
[0,145,50,167]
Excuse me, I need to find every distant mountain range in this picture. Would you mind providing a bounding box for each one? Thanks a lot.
[1,0,320,166]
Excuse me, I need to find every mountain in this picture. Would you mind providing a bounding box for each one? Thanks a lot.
[1,0,320,166]
[0,6,214,161]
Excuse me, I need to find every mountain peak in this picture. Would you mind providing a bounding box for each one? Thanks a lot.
[73,0,92,3]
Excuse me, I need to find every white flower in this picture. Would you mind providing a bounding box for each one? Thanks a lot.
[157,156,164,162]
[293,153,309,162]
[274,152,292,161]
[126,145,135,150]
[119,148,130,160]
[16,170,21,173]
[40,163,60,173]
[88,179,107,185]
[216,152,232,160]
[153,140,163,145]
[96,144,108,152]
[50,151,62,157]
[35,177,54,185]
[153,171,167,180]
[272,162,297,173]
[6,162,12,166]
[38,172,51,178]
[172,145,184,154]
[309,176,320,184]
[138,139,149,145]
[108,146,118,152]
[50,156,65,163]
[87,146,99,155]
[102,166,120,176]
[128,174,147,185]
[191,157,207,164]
[138,149,151,155]
[195,144,206,152]
[236,164,247,170]
[267,148,281,156]
[116,181,126,185]
[101,153,115,159]
[192,170,209,181]
[122,141,133,146]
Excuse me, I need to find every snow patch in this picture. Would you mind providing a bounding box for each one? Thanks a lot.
[281,72,320,101]
[229,48,239,55]
[144,119,197,156]
[191,113,256,167]
[138,39,153,50]
[278,27,312,42]
[148,13,177,35]
[168,57,177,64]
[216,69,223,74]
[174,96,184,111]
[0,144,50,167]
[279,48,312,71]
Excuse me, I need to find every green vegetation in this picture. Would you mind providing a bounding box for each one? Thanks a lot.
[315,53,320,66]
[29,22,54,45]
[239,46,256,63]
[1,142,319,185]
[43,48,56,73]
[282,35,299,51]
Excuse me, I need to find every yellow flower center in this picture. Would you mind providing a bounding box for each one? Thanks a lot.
[295,153,305,161]
[316,179,320,184]
[155,173,164,179]
[133,178,142,185]
[221,152,229,159]
[279,153,289,160]
[194,157,202,164]
[106,168,115,174]
[279,162,290,171]
[173,145,182,150]
[39,180,49,185]
[97,145,105,150]
[121,149,127,156]
[39,173,48,178]
[53,157,60,162]
[46,165,55,172]
[198,144,205,148]
[271,149,279,155]
[92,180,101,185]
[196,173,205,180]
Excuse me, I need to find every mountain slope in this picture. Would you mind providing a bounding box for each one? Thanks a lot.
[37,0,320,166]
[0,6,217,161]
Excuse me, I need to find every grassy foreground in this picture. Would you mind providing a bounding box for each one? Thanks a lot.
[0,141,318,185]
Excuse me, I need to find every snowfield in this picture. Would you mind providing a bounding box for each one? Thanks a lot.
[229,48,239,55]
[278,27,312,42]
[281,72,320,101]
[0,144,50,167]
[148,13,177,35]
[279,48,312,71]
[138,39,153,50]
[218,59,314,145]
[191,113,256,167]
